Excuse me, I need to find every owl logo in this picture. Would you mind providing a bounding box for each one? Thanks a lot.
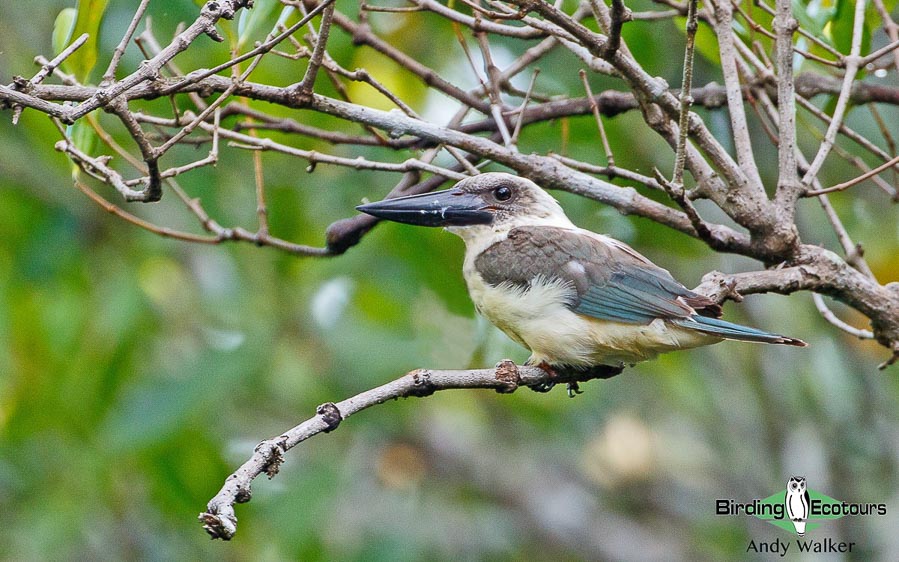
[785,476,810,536]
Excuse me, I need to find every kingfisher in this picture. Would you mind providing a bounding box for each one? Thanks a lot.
[357,173,805,385]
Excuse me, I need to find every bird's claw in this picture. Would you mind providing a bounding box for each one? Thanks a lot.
[528,360,558,393]
[529,381,556,393]
[566,382,584,398]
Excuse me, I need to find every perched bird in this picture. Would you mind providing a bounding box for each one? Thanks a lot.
[357,173,805,384]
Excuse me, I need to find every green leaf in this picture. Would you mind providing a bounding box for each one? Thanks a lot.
[829,0,871,57]
[66,119,98,179]
[237,0,280,49]
[52,8,78,56]
[63,0,111,82]
[690,18,722,66]
[792,0,836,46]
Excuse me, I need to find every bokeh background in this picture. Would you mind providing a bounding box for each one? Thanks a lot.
[1,0,898,559]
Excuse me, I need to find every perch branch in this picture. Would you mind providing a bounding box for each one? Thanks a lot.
[200,360,619,540]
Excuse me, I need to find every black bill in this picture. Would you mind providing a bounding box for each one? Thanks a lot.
[356,188,494,227]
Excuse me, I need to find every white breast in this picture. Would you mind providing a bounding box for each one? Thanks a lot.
[464,268,715,366]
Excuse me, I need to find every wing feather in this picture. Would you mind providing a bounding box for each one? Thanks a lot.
[474,226,720,325]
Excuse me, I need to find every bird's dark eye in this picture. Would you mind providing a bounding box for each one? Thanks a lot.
[493,186,512,201]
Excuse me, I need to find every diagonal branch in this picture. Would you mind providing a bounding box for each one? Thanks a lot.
[9,33,88,124]
[200,360,619,540]
[294,0,336,95]
[102,0,151,84]
[799,0,868,189]
[65,0,254,123]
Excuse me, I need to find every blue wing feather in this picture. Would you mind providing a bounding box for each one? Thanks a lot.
[574,269,695,323]
[671,315,805,345]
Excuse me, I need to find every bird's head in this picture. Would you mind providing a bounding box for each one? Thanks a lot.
[356,173,570,237]
[788,476,807,492]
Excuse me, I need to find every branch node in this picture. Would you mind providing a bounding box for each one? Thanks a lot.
[493,359,521,393]
[696,271,745,303]
[258,440,285,479]
[205,27,226,42]
[234,484,252,503]
[199,511,236,540]
[408,369,436,397]
[878,344,899,370]
[316,402,343,432]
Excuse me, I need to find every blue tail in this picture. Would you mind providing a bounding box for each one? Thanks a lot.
[672,315,807,346]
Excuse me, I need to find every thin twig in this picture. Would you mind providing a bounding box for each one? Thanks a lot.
[11,33,88,124]
[872,0,899,74]
[815,191,875,278]
[360,3,423,12]
[157,0,337,99]
[805,154,899,196]
[75,179,220,244]
[656,169,728,250]
[295,1,336,94]
[474,31,514,147]
[796,112,897,198]
[731,0,840,67]
[602,0,631,58]
[55,137,158,202]
[753,0,844,59]
[795,94,898,169]
[813,293,874,339]
[860,38,899,67]
[550,154,665,191]
[800,0,867,188]
[579,70,615,167]
[102,0,151,83]
[673,0,699,187]
[510,69,539,147]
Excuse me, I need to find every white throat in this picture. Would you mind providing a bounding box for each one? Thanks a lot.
[446,211,576,260]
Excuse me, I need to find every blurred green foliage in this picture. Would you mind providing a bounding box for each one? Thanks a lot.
[1,0,898,560]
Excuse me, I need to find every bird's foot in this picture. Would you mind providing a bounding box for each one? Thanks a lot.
[529,360,558,393]
[566,382,584,398]
[527,362,625,394]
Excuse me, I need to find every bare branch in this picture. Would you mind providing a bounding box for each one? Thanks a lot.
[772,0,800,211]
[710,0,763,189]
[10,33,88,124]
[805,154,899,196]
[813,293,874,340]
[65,0,255,123]
[200,360,622,540]
[673,0,699,187]
[579,69,615,167]
[102,0,151,84]
[602,0,632,58]
[872,0,899,74]
[800,0,868,188]
[294,0,336,94]
[55,137,160,202]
